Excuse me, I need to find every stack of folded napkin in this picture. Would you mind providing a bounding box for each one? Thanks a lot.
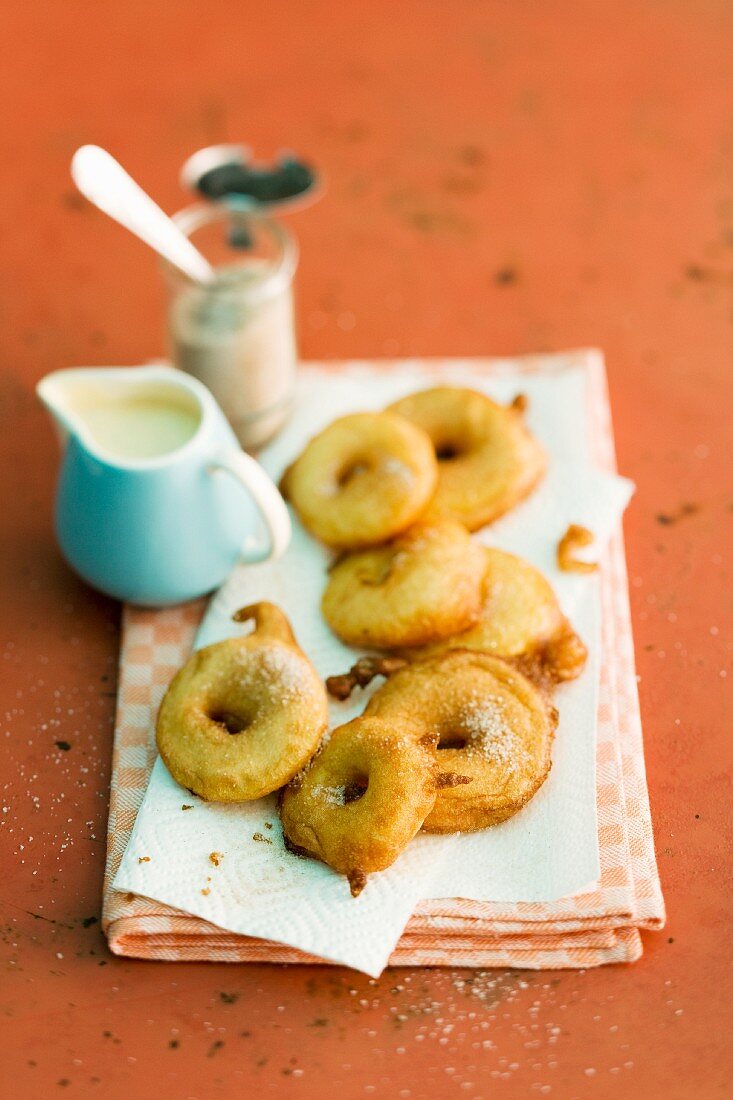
[103,353,664,976]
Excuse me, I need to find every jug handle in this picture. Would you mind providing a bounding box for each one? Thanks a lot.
[211,451,291,563]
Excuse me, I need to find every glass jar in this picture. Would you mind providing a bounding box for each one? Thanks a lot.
[163,202,298,450]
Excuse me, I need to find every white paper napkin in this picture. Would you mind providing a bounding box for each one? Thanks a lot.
[114,355,633,975]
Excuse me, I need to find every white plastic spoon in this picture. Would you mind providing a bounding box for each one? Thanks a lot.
[71,145,215,283]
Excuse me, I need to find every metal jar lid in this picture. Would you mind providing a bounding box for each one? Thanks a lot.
[181,145,321,212]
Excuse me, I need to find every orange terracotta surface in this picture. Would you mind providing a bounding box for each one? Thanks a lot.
[1,2,731,1097]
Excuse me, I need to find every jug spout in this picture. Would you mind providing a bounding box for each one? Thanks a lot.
[36,369,84,448]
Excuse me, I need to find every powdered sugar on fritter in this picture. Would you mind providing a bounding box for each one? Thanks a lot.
[234,644,312,702]
[459,696,530,771]
[381,457,414,482]
[311,783,346,806]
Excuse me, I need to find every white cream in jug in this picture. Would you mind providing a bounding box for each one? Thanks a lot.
[81,396,200,459]
[170,263,296,451]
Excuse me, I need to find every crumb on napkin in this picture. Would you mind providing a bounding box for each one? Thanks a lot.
[557,524,598,573]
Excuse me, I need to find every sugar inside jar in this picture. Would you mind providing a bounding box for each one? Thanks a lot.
[164,203,298,450]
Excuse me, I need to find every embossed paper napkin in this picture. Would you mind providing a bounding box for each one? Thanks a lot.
[105,352,664,975]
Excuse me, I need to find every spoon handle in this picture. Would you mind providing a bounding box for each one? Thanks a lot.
[71,145,215,284]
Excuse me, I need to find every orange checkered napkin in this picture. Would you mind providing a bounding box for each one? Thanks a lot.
[103,354,664,968]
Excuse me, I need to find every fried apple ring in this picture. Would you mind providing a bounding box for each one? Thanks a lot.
[387,387,545,530]
[322,519,486,649]
[280,717,437,895]
[365,651,557,833]
[279,411,438,549]
[399,548,587,683]
[156,602,328,802]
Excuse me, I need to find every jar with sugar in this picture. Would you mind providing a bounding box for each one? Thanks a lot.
[164,147,319,450]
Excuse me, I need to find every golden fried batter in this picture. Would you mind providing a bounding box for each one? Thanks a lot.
[400,547,587,683]
[365,650,557,833]
[387,387,545,530]
[322,519,486,649]
[280,717,437,895]
[156,603,328,802]
[557,523,598,573]
[326,655,408,701]
[279,411,438,549]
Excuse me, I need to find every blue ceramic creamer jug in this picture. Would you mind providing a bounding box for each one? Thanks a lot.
[37,365,291,606]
